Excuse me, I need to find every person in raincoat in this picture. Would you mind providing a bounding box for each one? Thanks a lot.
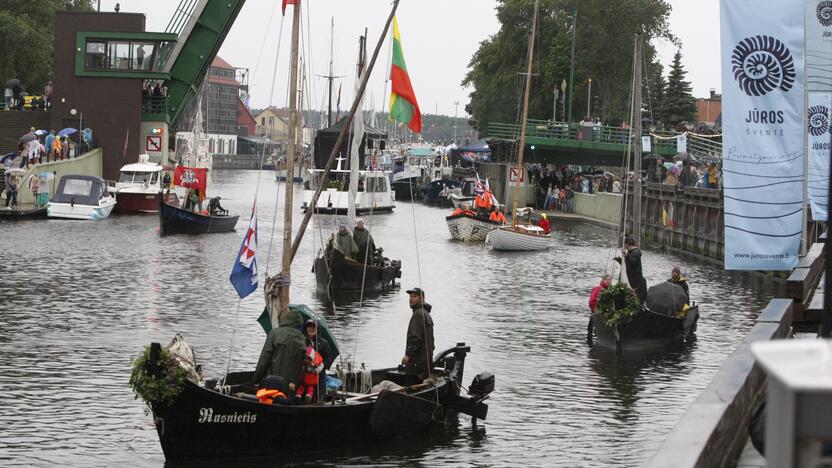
[614,237,648,303]
[352,218,376,264]
[401,287,435,381]
[252,308,307,388]
[331,223,359,259]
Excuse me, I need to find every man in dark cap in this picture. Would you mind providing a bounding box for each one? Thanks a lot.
[401,287,434,380]
[615,236,648,303]
[667,266,689,304]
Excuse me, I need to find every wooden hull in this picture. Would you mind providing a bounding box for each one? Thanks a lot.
[591,305,699,351]
[159,200,239,235]
[313,247,401,294]
[445,213,502,242]
[151,346,476,462]
[486,225,550,251]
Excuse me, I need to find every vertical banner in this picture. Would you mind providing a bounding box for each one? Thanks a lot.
[807,94,831,221]
[807,1,832,222]
[677,134,688,153]
[641,136,652,153]
[721,0,804,270]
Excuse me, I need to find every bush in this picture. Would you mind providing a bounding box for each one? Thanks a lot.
[129,346,186,406]
[597,282,642,327]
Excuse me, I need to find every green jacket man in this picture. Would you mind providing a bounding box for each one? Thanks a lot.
[252,308,306,386]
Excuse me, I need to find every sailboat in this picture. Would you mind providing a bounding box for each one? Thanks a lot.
[485,1,551,251]
[589,34,698,351]
[313,31,402,296]
[134,2,491,462]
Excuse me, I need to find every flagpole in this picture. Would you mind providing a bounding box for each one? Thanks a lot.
[289,0,401,262]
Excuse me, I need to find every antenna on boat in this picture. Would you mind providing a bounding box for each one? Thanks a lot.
[510,0,539,228]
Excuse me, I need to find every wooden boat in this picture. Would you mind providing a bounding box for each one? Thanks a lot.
[148,343,490,462]
[313,244,401,294]
[0,205,47,219]
[486,224,550,251]
[47,175,117,220]
[446,212,503,242]
[158,199,239,235]
[590,304,699,351]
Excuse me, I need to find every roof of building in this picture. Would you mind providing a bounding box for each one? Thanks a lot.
[211,56,235,70]
[238,98,256,126]
[253,107,291,122]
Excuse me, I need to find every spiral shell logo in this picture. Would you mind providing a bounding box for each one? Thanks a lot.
[818,1,832,27]
[731,35,796,97]
[808,105,830,136]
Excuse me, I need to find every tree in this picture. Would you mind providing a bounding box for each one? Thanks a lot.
[645,62,665,127]
[660,50,697,127]
[0,1,94,96]
[463,0,676,133]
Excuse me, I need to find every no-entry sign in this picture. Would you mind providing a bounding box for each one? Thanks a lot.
[146,135,162,152]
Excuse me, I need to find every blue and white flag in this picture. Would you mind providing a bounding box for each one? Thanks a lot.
[807,94,831,221]
[721,0,805,270]
[230,202,258,298]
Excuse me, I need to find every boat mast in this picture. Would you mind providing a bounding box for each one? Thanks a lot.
[632,33,643,245]
[274,0,302,324]
[347,32,368,226]
[327,18,336,127]
[289,0,401,262]
[512,0,539,228]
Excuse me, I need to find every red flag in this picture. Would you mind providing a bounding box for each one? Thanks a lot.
[282,0,298,15]
[173,166,208,192]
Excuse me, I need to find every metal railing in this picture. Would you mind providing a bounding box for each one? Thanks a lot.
[142,95,169,114]
[487,119,727,159]
[153,0,201,74]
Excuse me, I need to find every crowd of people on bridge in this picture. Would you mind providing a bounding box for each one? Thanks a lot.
[4,127,94,169]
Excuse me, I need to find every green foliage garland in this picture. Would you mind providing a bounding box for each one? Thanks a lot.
[596,282,642,327]
[129,346,186,406]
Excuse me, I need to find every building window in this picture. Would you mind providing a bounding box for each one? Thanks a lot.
[85,40,158,71]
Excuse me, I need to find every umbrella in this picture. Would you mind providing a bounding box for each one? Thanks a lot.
[39,172,55,180]
[19,133,36,143]
[58,128,78,137]
[669,165,681,176]
[645,282,688,316]
[4,78,20,89]
[5,167,25,175]
[674,152,690,161]
[663,161,675,170]
[257,305,340,361]
[34,130,47,136]
[0,153,15,165]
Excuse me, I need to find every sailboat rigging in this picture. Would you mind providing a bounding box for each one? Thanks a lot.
[485,0,551,251]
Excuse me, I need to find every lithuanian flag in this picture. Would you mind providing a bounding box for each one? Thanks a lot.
[389,17,422,133]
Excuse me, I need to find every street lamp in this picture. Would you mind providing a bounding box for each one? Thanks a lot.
[586,78,592,119]
[567,7,577,124]
[70,108,83,133]
[453,100,460,144]
[553,87,559,122]
[561,79,567,123]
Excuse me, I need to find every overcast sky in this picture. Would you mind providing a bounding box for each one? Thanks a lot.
[101,0,720,116]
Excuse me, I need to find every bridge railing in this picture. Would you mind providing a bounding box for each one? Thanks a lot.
[487,119,682,155]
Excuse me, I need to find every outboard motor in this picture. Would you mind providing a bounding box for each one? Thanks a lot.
[468,372,495,400]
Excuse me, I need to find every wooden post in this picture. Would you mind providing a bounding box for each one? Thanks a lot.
[632,34,643,245]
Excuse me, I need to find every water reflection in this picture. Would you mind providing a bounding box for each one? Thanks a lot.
[0,170,771,466]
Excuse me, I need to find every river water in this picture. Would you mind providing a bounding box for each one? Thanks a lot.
[0,170,771,466]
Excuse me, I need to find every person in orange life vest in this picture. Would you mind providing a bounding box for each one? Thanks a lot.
[489,206,506,223]
[296,346,324,403]
[474,190,493,212]
[452,203,475,217]
[256,375,290,405]
[537,213,552,234]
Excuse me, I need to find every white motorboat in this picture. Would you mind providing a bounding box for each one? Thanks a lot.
[448,178,479,208]
[112,154,179,213]
[48,175,117,220]
[486,224,550,251]
[446,212,503,242]
[301,166,395,214]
